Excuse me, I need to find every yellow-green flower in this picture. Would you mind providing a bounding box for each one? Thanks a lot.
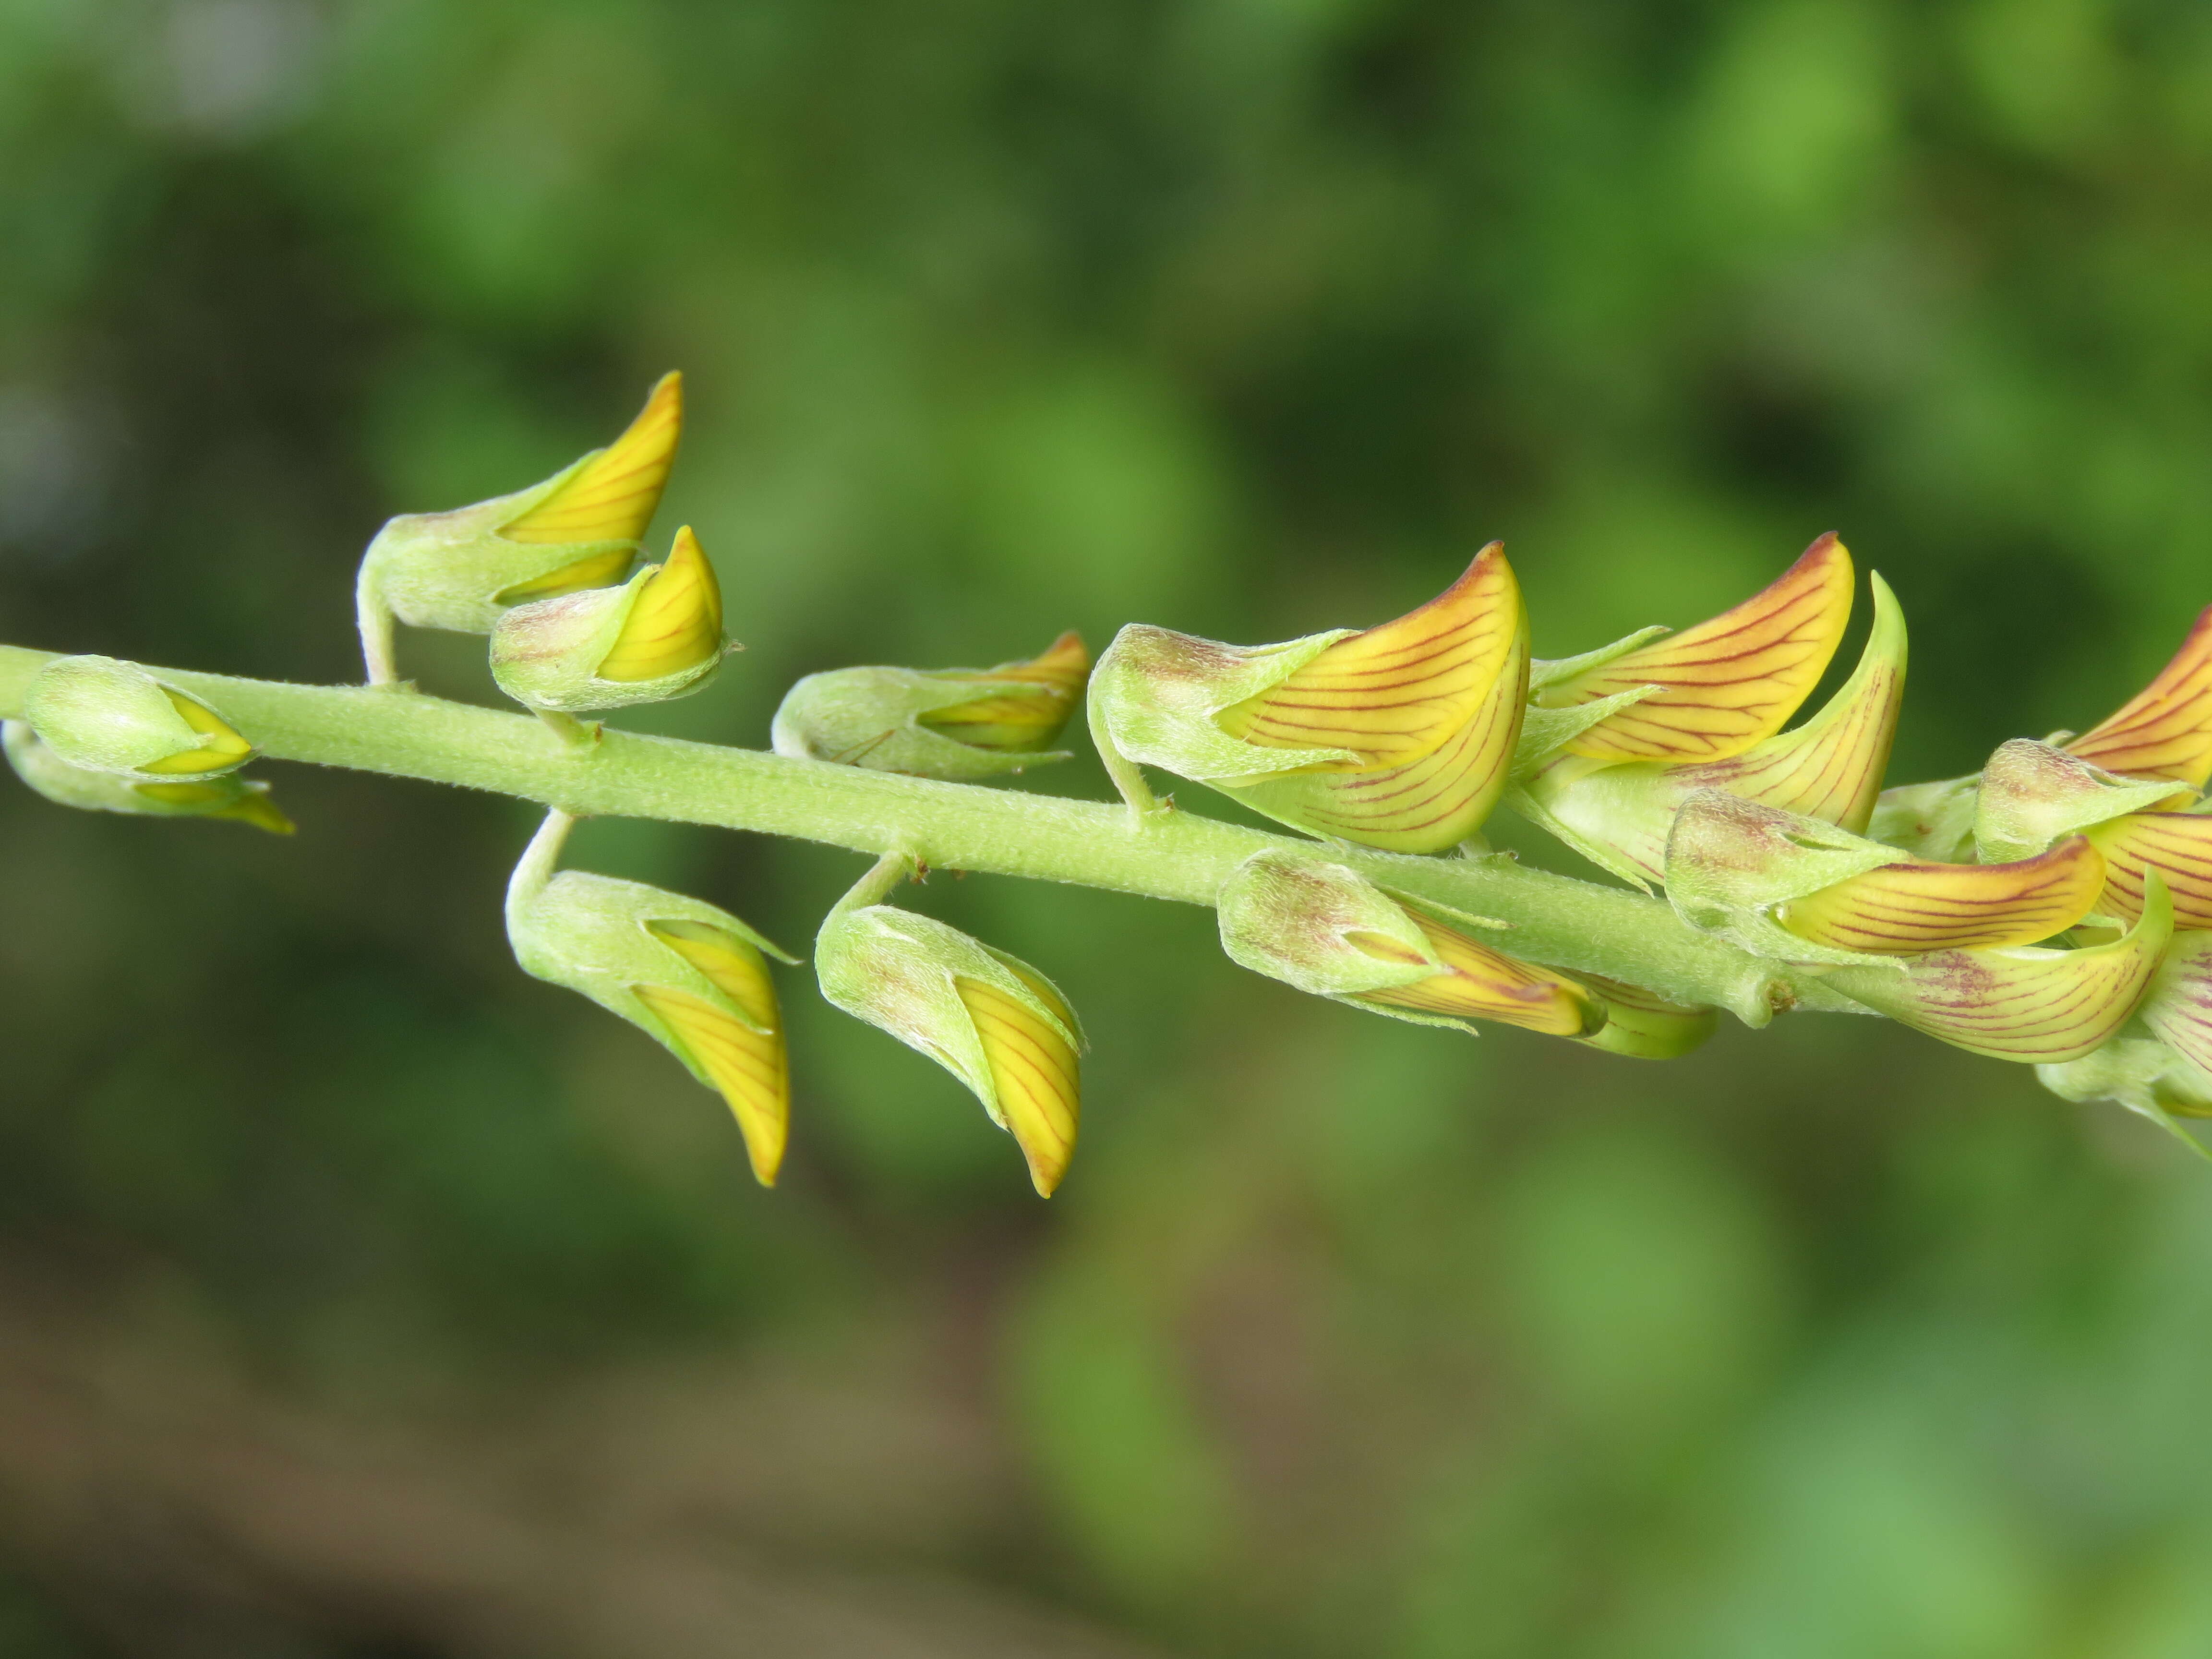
[4,720,292,833]
[1089,546,1529,852]
[816,859,1082,1195]
[491,525,727,714]
[772,632,1091,780]
[1213,849,1712,1057]
[506,812,793,1185]
[23,655,254,780]
[1515,540,1906,888]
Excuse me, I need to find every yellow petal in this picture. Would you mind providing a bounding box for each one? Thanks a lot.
[2140,935,2212,1082]
[132,778,295,834]
[596,525,723,683]
[1214,547,1530,852]
[953,976,1080,1196]
[649,920,782,1026]
[1776,835,2106,955]
[632,981,789,1186]
[501,371,683,546]
[1670,569,1906,832]
[1218,544,1525,770]
[918,632,1092,752]
[1827,877,2172,1063]
[135,689,254,775]
[2086,811,2212,929]
[1231,658,1527,852]
[2066,604,2212,786]
[1356,911,1601,1037]
[492,546,638,605]
[1542,533,1855,763]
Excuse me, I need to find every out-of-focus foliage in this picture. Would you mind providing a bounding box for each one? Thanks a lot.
[5,1,2212,1654]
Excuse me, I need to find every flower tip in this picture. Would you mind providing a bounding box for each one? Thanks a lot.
[1545,531,1855,763]
[596,525,725,683]
[501,371,685,548]
[2064,601,2212,788]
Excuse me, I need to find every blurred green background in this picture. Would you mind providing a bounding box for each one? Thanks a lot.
[6,1,2212,1654]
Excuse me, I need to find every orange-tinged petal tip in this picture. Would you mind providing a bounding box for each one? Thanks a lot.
[2066,604,2212,787]
[1546,533,1855,763]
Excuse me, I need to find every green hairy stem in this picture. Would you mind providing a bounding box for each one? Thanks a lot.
[0,643,1856,1026]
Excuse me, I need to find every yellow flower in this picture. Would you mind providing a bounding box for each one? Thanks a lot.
[815,862,1082,1195]
[1518,546,1906,888]
[1090,546,1528,852]
[491,525,728,714]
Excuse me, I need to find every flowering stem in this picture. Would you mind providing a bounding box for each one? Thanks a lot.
[0,644,1864,1026]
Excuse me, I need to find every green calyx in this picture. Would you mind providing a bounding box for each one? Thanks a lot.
[3,719,291,833]
[1973,739,2191,863]
[23,655,254,780]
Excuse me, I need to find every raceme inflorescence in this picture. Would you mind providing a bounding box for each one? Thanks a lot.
[6,373,2211,1194]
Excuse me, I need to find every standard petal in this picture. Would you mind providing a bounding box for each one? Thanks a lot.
[1825,876,2172,1063]
[1227,639,1527,851]
[632,984,790,1186]
[1525,574,1907,885]
[2089,811,2212,929]
[1217,544,1525,771]
[1776,835,2106,955]
[2065,604,2212,787]
[595,525,724,683]
[1539,533,1854,763]
[501,371,683,547]
[916,631,1091,752]
[954,975,1081,1196]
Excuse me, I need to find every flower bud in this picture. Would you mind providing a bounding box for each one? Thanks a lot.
[4,720,292,833]
[356,373,682,682]
[491,525,726,714]
[1867,773,1980,862]
[21,655,253,779]
[1213,850,1602,1039]
[815,864,1082,1195]
[1664,791,2106,963]
[1823,873,2172,1063]
[506,812,794,1185]
[1518,565,1907,888]
[1088,546,1529,852]
[770,632,1090,780]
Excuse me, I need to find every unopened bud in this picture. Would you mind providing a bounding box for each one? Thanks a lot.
[771,632,1090,779]
[1214,849,1601,1038]
[506,812,793,1185]
[491,525,726,713]
[816,860,1082,1195]
[1090,546,1529,852]
[5,720,292,833]
[357,373,682,682]
[22,656,253,779]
